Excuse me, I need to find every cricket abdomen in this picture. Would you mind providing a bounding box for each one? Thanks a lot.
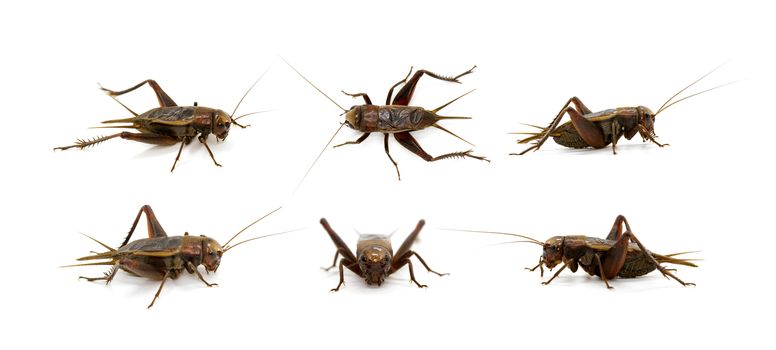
[552,119,615,149]
[356,105,437,133]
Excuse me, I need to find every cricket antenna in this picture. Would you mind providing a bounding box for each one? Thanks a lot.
[230,63,273,127]
[654,61,732,116]
[223,228,305,252]
[292,123,346,196]
[280,55,348,112]
[442,228,544,245]
[222,206,282,248]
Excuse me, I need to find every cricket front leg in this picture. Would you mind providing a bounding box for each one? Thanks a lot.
[188,262,218,287]
[391,65,476,106]
[198,134,222,168]
[341,91,373,105]
[394,131,489,163]
[525,257,544,278]
[100,79,178,107]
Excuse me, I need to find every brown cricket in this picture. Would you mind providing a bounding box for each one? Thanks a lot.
[450,215,697,288]
[283,57,489,183]
[513,63,734,155]
[320,218,447,291]
[63,206,290,308]
[54,71,268,172]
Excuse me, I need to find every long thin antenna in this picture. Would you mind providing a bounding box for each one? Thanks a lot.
[654,81,739,116]
[279,55,347,112]
[230,63,273,119]
[223,228,305,252]
[292,123,346,196]
[442,228,544,244]
[655,61,729,115]
[222,206,282,248]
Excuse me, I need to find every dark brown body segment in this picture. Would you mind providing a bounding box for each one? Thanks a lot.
[350,105,438,133]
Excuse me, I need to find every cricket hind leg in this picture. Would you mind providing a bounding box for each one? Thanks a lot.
[79,263,120,284]
[602,215,694,286]
[385,66,414,105]
[393,131,489,164]
[123,205,169,247]
[512,96,602,155]
[391,66,476,106]
[100,79,178,107]
[54,132,179,151]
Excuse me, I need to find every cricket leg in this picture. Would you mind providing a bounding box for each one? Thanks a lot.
[541,263,567,285]
[640,126,670,147]
[54,132,179,151]
[341,91,372,105]
[391,65,476,106]
[406,260,427,288]
[394,131,489,163]
[594,254,613,289]
[148,271,172,308]
[385,66,413,105]
[79,263,120,284]
[407,251,449,277]
[187,262,218,287]
[123,205,169,247]
[512,96,602,155]
[330,259,348,292]
[617,230,695,286]
[334,132,370,148]
[321,251,340,271]
[198,134,222,168]
[525,257,544,277]
[319,219,360,273]
[611,122,619,155]
[384,133,401,180]
[99,79,178,107]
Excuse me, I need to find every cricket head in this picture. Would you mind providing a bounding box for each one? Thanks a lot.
[636,106,657,140]
[358,246,392,286]
[212,109,233,141]
[202,237,224,273]
[343,106,362,130]
[542,236,565,269]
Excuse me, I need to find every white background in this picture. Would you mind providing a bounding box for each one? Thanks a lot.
[1,0,773,348]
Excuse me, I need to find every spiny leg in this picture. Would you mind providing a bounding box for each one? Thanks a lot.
[594,254,613,289]
[394,131,489,163]
[621,230,695,286]
[55,132,179,151]
[198,135,222,168]
[391,65,476,106]
[341,91,372,105]
[334,132,370,148]
[541,263,567,285]
[385,66,413,105]
[124,205,168,247]
[100,79,178,107]
[188,262,218,287]
[79,263,120,284]
[384,133,401,180]
[148,271,171,308]
[512,96,597,155]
